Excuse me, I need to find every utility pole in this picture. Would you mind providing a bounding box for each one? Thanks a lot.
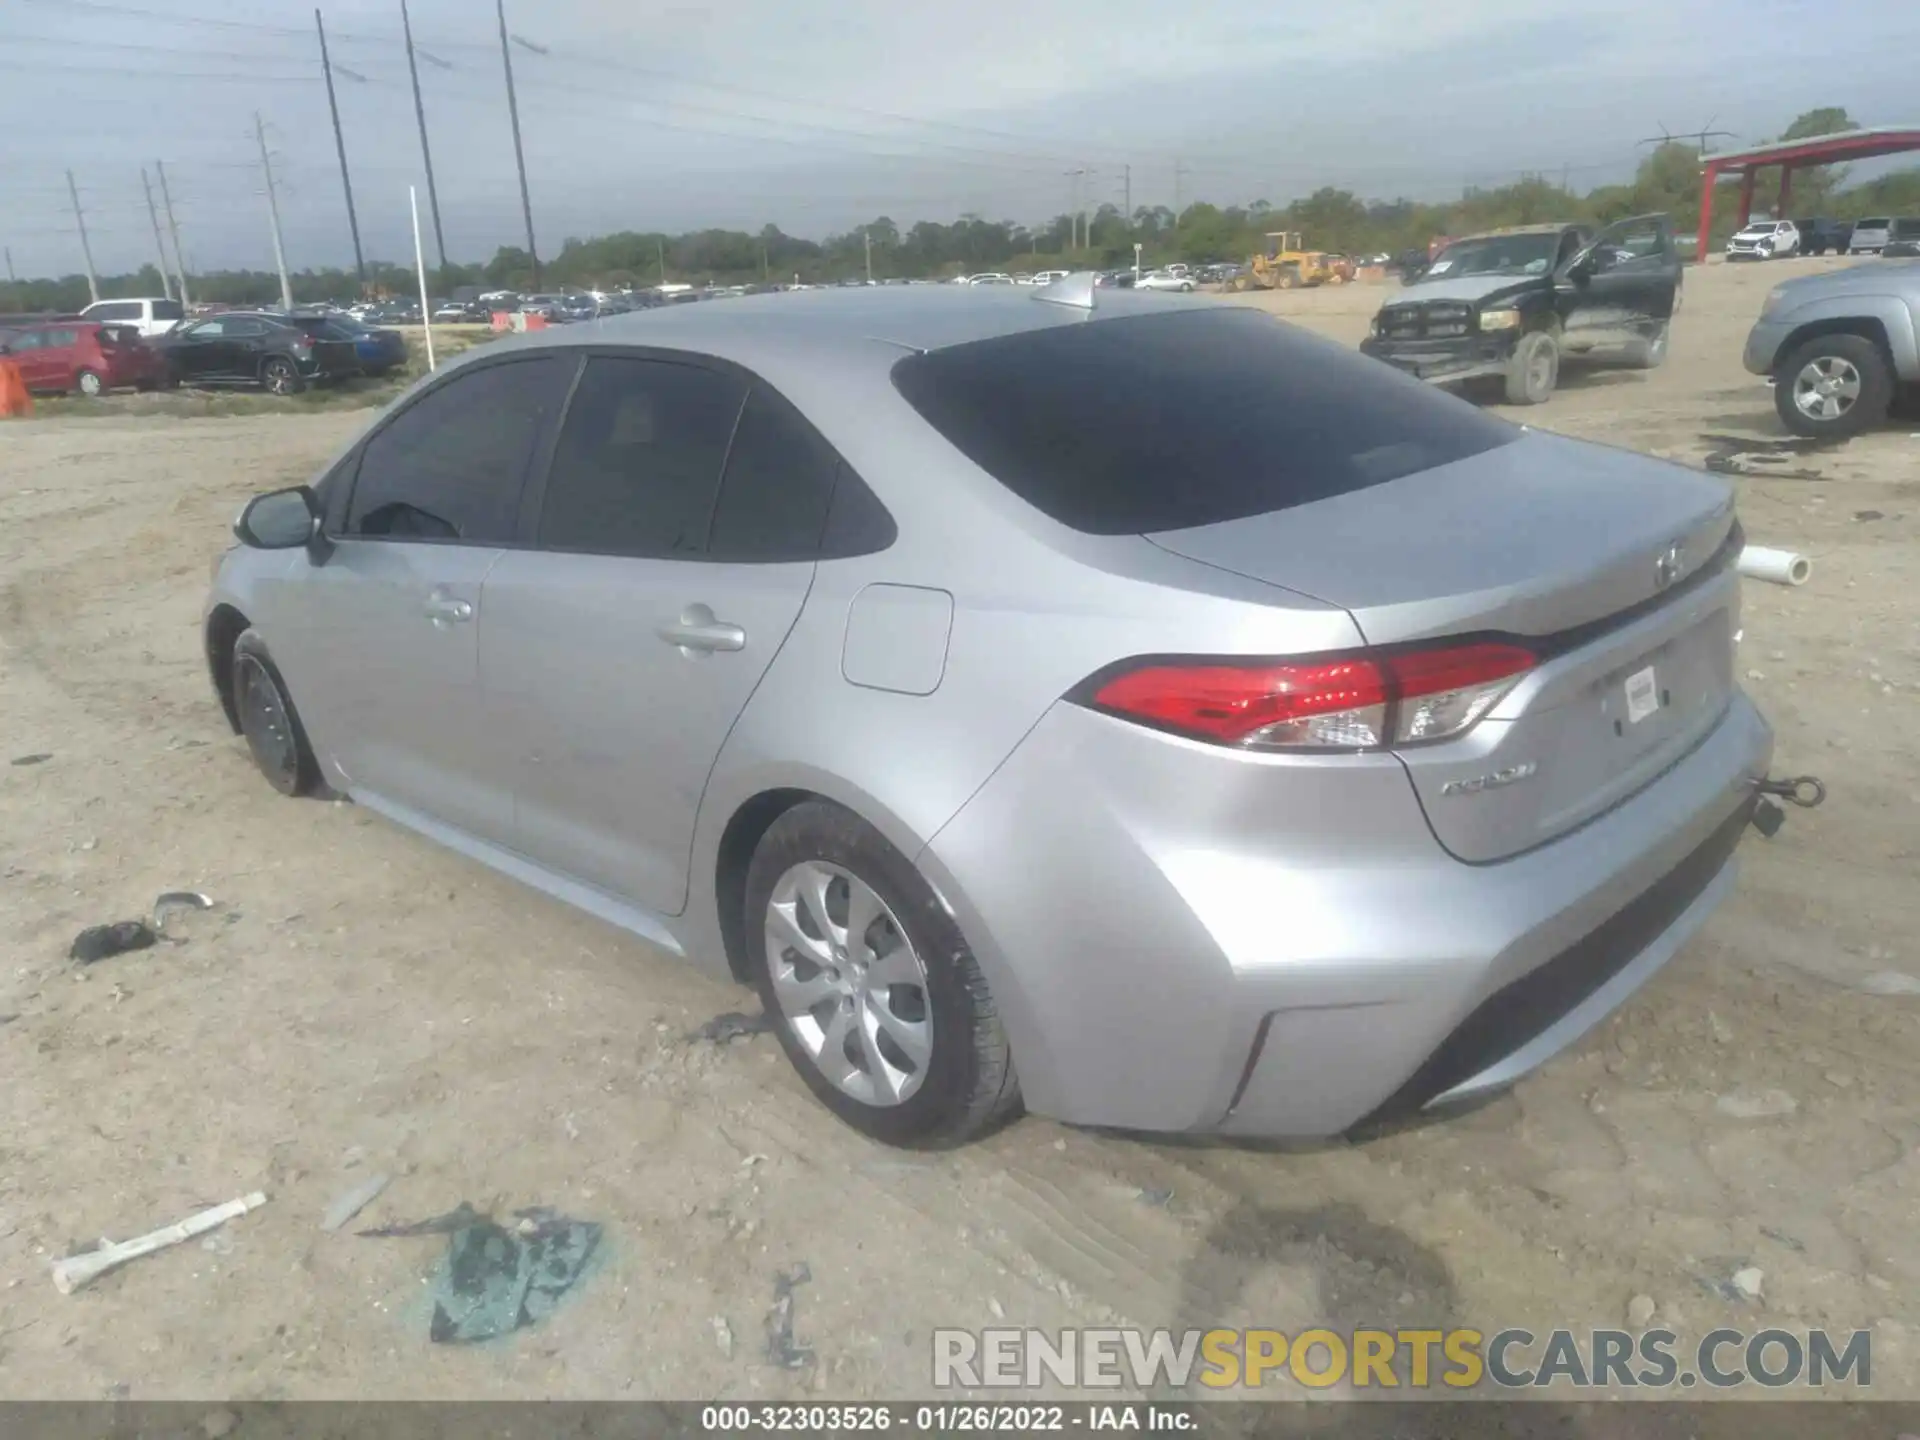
[863,228,872,283]
[1173,159,1184,230]
[761,237,769,281]
[139,168,173,300]
[155,160,190,306]
[1064,168,1087,250]
[497,0,541,290]
[4,247,15,284]
[657,237,666,285]
[316,9,366,283]
[256,113,295,311]
[1123,163,1132,227]
[400,0,448,272]
[66,171,99,304]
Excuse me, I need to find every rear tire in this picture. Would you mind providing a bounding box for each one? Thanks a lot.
[231,629,320,797]
[744,799,1021,1148]
[261,357,303,396]
[74,368,104,398]
[1773,333,1891,440]
[1504,330,1560,404]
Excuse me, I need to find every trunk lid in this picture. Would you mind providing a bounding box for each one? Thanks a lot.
[1146,430,1742,861]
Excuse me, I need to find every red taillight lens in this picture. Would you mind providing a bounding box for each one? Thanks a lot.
[1087,642,1534,751]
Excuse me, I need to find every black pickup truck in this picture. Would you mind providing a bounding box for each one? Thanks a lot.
[1359,214,1682,405]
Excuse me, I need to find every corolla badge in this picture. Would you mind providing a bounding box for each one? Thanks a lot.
[1655,541,1687,590]
[1440,761,1538,797]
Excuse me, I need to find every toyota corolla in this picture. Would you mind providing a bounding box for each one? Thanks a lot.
[205,282,1777,1147]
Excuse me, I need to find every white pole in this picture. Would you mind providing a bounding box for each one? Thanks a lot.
[411,184,436,372]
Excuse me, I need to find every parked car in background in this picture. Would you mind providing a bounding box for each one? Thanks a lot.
[432,299,482,322]
[1136,269,1197,292]
[1093,270,1135,288]
[1363,217,1681,404]
[556,295,600,323]
[0,320,167,395]
[519,294,564,318]
[79,296,186,339]
[206,286,1777,1145]
[1744,260,1920,438]
[1849,218,1895,255]
[1726,219,1800,261]
[151,311,359,394]
[965,273,1016,286]
[288,311,407,378]
[1881,219,1920,259]
[1794,218,1854,256]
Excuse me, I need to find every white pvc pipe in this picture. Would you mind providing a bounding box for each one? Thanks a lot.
[1738,546,1811,587]
[410,185,436,373]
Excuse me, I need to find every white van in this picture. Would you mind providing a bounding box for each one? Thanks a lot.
[79,296,185,338]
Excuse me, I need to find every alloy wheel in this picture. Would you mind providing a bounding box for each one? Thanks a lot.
[764,861,932,1106]
[263,361,296,396]
[1792,356,1861,423]
[77,370,103,397]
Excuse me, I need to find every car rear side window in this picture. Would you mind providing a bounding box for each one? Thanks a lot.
[345,355,575,544]
[706,385,844,562]
[44,329,79,348]
[152,300,184,322]
[891,308,1516,535]
[536,356,746,559]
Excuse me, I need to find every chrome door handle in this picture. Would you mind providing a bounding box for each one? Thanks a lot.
[658,605,745,653]
[425,596,473,623]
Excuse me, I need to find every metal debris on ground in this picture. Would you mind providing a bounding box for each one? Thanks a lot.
[69,921,157,965]
[1700,432,1835,481]
[9,754,52,767]
[320,1173,391,1233]
[153,891,216,932]
[765,1261,815,1370]
[356,1201,486,1238]
[691,1009,775,1044]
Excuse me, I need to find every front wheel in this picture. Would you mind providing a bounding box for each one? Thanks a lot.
[74,368,105,398]
[1179,282,1193,292]
[260,357,304,396]
[1504,330,1560,405]
[745,799,1021,1148]
[231,629,320,797]
[1774,333,1891,439]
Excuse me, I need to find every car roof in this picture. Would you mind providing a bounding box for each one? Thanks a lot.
[1452,223,1579,240]
[503,283,1214,367]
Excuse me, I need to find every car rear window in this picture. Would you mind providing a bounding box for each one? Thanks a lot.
[152,300,185,322]
[890,307,1516,535]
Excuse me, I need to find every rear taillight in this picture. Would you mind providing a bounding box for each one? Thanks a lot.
[1084,642,1534,751]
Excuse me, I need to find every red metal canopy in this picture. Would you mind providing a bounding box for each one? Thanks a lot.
[1695,127,1920,261]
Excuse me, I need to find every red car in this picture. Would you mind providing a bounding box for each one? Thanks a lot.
[0,320,169,397]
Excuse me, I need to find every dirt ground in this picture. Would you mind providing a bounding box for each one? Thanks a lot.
[0,258,1915,1403]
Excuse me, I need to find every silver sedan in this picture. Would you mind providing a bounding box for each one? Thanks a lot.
[206,282,1774,1146]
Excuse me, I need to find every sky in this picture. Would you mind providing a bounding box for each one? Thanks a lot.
[2,0,1918,280]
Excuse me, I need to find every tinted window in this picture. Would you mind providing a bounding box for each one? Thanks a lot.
[891,308,1516,536]
[5,331,43,352]
[228,319,271,338]
[537,356,746,559]
[152,300,184,322]
[44,329,79,348]
[707,386,840,562]
[345,355,575,543]
[185,320,226,338]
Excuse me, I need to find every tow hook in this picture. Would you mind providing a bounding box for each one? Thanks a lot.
[1750,775,1826,837]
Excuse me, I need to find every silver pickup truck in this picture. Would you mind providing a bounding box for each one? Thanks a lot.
[1744,261,1920,438]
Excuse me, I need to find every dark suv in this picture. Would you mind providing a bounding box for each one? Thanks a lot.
[1360,215,1682,404]
[151,312,360,394]
[1795,218,1855,256]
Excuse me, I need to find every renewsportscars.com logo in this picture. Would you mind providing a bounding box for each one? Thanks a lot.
[932,1327,1873,1391]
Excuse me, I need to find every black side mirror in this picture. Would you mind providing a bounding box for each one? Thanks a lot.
[235,485,323,551]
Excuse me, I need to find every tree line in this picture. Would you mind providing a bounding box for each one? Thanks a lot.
[5,107,1912,315]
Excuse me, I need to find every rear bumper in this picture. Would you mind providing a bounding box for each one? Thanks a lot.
[1360,332,1516,384]
[921,691,1772,1138]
